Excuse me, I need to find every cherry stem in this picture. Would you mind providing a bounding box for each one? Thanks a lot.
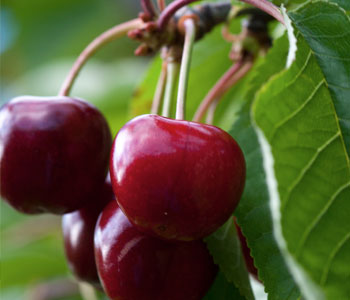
[162,60,180,117]
[141,0,157,17]
[193,59,253,122]
[157,0,166,11]
[58,18,143,97]
[157,0,201,29]
[176,19,196,120]
[239,0,285,25]
[151,59,168,114]
[206,98,219,125]
[79,282,98,300]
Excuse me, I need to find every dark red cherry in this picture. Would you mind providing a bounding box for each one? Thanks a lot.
[0,96,112,214]
[110,114,245,241]
[234,217,259,280]
[62,180,114,287]
[94,200,217,300]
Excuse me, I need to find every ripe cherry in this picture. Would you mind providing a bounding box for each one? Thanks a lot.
[94,200,218,300]
[0,96,112,214]
[62,180,114,287]
[110,114,245,241]
[234,217,259,280]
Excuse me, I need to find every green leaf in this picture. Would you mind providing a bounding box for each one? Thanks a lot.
[289,0,350,157]
[205,219,254,300]
[253,32,350,300]
[230,33,300,300]
[203,272,246,300]
[327,0,350,10]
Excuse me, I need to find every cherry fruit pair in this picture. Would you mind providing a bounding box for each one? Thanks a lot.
[63,180,218,299]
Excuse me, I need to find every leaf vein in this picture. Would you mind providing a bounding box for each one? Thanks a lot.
[295,182,350,257]
[270,80,325,142]
[320,230,350,285]
[282,132,340,207]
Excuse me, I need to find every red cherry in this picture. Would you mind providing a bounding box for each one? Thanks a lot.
[94,200,217,300]
[110,114,245,241]
[234,217,259,280]
[62,180,114,287]
[0,96,112,214]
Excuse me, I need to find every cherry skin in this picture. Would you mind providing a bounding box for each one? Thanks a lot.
[110,114,245,241]
[0,96,112,214]
[62,180,114,287]
[94,200,218,300]
[234,217,259,280]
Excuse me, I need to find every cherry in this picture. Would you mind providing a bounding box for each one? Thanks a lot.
[0,96,112,214]
[94,200,217,300]
[110,114,245,241]
[62,179,114,287]
[234,217,259,280]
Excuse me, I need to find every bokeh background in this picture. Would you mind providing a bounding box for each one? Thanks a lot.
[1,1,151,299]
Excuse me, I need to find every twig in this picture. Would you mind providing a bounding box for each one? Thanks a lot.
[239,0,285,25]
[176,18,196,120]
[157,0,201,29]
[59,18,143,97]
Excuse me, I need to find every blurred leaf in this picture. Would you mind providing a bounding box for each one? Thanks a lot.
[230,33,300,300]
[205,219,254,300]
[2,233,68,288]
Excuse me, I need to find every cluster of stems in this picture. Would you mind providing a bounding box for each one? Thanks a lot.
[59,0,284,122]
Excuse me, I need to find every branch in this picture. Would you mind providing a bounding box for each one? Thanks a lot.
[157,0,201,29]
[239,0,285,25]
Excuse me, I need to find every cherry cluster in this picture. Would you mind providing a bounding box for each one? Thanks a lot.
[0,0,279,298]
[0,97,245,299]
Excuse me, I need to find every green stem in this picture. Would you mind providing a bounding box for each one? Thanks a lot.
[151,59,167,114]
[59,18,143,97]
[176,19,196,120]
[206,98,219,125]
[162,60,180,117]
